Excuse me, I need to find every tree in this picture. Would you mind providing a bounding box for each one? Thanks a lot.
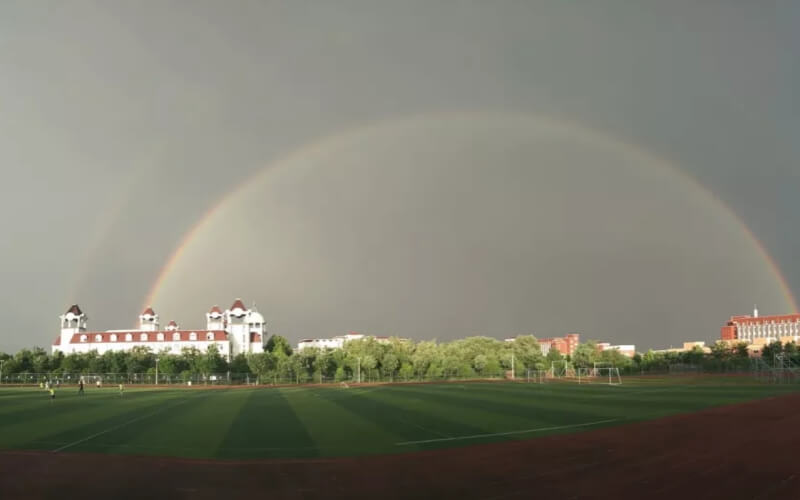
[472,354,487,374]
[761,341,784,365]
[195,344,228,380]
[734,342,749,359]
[361,355,377,382]
[229,353,251,374]
[682,345,705,366]
[266,335,293,356]
[247,352,276,384]
[510,335,545,371]
[572,341,598,368]
[381,352,399,381]
[412,341,439,379]
[710,341,732,361]
[546,347,564,369]
[398,362,414,381]
[31,347,51,374]
[784,342,799,364]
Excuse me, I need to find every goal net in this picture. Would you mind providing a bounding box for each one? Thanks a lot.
[526,369,548,384]
[576,367,622,385]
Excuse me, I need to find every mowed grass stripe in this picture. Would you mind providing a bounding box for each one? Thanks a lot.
[392,384,612,432]
[458,382,798,423]
[215,389,318,459]
[3,390,188,451]
[53,394,200,452]
[0,388,158,429]
[81,390,235,456]
[2,379,798,459]
[311,385,486,444]
[355,385,535,438]
[283,387,407,457]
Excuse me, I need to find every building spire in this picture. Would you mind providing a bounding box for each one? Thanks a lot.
[753,304,759,318]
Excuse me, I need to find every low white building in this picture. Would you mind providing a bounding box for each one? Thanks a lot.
[52,299,266,360]
[598,343,636,357]
[296,332,407,352]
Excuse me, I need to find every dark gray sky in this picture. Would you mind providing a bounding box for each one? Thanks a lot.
[0,1,796,352]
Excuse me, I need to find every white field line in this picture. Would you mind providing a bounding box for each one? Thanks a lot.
[51,396,195,453]
[395,418,619,446]
[396,417,451,439]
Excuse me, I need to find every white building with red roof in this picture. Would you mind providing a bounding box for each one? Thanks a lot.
[52,299,266,359]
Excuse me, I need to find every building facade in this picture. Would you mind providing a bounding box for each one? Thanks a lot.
[537,334,580,356]
[720,306,800,344]
[596,343,636,357]
[52,299,266,359]
[296,332,407,352]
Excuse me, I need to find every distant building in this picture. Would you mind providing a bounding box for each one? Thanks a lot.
[52,299,266,360]
[597,343,636,358]
[652,341,710,354]
[720,306,800,345]
[296,332,408,352]
[537,334,580,356]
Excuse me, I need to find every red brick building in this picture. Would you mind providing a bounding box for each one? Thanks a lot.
[720,307,800,344]
[537,333,580,356]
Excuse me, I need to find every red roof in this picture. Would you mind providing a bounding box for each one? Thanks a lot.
[65,304,83,315]
[141,306,155,316]
[209,305,222,314]
[167,320,177,327]
[230,299,246,311]
[730,313,800,326]
[65,330,227,344]
[53,336,61,346]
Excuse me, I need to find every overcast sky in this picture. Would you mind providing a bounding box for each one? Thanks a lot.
[0,1,797,352]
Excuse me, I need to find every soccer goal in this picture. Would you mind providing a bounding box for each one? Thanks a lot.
[576,367,622,385]
[526,369,548,384]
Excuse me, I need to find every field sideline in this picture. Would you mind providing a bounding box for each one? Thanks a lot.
[0,376,797,460]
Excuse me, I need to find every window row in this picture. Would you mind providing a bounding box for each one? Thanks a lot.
[79,332,216,342]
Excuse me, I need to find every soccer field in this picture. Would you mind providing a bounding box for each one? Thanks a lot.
[0,378,796,460]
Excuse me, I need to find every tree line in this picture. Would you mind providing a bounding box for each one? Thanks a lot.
[1,335,795,384]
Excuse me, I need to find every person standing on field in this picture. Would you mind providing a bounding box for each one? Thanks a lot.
[78,379,84,395]
[119,383,124,397]
[49,387,55,403]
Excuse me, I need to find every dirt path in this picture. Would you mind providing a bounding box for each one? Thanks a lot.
[2,392,799,500]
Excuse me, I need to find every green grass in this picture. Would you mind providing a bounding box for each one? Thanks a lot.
[0,377,796,460]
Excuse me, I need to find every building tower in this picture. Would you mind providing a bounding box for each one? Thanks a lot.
[224,298,250,356]
[58,304,87,350]
[206,305,224,330]
[166,320,179,331]
[754,305,759,318]
[245,305,266,354]
[139,307,159,331]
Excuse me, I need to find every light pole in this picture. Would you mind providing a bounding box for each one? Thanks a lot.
[155,357,159,386]
[0,359,4,384]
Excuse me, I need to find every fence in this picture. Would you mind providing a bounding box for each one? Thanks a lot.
[0,371,516,387]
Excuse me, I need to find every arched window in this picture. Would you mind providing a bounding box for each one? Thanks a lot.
[157,333,164,341]
[189,332,197,341]
[95,334,102,342]
[173,332,180,341]
[206,332,214,340]
[110,334,117,342]
[125,333,132,341]
[80,334,87,342]
[140,333,148,341]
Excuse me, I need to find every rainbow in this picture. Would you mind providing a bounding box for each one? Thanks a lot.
[142,111,798,314]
